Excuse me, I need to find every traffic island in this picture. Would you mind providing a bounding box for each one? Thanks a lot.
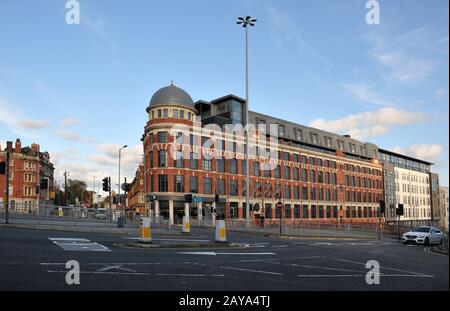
[114,241,247,249]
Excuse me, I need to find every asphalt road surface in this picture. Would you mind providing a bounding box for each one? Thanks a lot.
[0,226,448,291]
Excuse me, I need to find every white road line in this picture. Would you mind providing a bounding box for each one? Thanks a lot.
[218,266,283,276]
[272,245,287,248]
[297,274,434,278]
[47,270,149,276]
[49,238,111,252]
[279,263,361,273]
[156,273,224,277]
[49,238,90,241]
[177,251,276,256]
[331,257,434,277]
[124,237,211,242]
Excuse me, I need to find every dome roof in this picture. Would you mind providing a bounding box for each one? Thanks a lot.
[146,83,194,112]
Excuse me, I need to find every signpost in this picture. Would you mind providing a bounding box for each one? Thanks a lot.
[276,201,283,236]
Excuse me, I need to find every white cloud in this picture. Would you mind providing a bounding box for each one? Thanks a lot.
[62,118,80,127]
[364,27,441,84]
[310,107,428,140]
[17,119,51,130]
[58,129,80,141]
[342,83,392,106]
[392,144,444,162]
[434,88,447,100]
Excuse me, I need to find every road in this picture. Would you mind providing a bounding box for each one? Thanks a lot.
[0,226,448,291]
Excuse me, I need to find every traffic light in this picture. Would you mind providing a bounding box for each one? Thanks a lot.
[40,178,48,190]
[102,177,110,192]
[0,161,5,175]
[215,193,220,203]
[184,193,192,203]
[379,200,386,214]
[396,204,404,216]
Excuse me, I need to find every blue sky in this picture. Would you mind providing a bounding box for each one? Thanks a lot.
[0,0,448,193]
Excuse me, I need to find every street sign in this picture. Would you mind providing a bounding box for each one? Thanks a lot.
[193,196,203,203]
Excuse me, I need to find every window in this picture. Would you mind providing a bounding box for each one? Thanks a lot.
[296,129,303,140]
[338,140,344,150]
[190,152,198,169]
[189,176,198,193]
[285,185,291,199]
[309,157,315,165]
[318,171,323,183]
[278,125,285,137]
[180,110,185,119]
[174,175,184,192]
[174,151,183,168]
[157,109,162,118]
[350,143,356,153]
[230,159,238,174]
[163,109,168,117]
[310,133,318,144]
[284,152,290,161]
[202,158,212,171]
[293,168,299,181]
[302,187,308,200]
[158,150,167,167]
[173,109,178,118]
[263,163,271,178]
[284,166,290,180]
[310,171,315,183]
[253,162,260,176]
[230,180,238,196]
[216,158,225,172]
[203,177,212,194]
[325,137,332,148]
[293,153,299,162]
[157,131,168,143]
[275,165,281,179]
[301,155,307,164]
[294,186,300,199]
[217,179,225,195]
[310,188,316,200]
[158,175,168,192]
[302,169,308,182]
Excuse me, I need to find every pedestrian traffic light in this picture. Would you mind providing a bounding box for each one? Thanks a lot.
[184,193,192,203]
[0,161,5,175]
[40,178,48,190]
[397,204,404,216]
[379,200,386,214]
[102,177,110,192]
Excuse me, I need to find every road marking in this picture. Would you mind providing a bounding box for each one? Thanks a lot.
[218,266,283,276]
[272,245,288,248]
[331,257,434,277]
[297,274,434,278]
[124,237,211,242]
[279,263,361,273]
[48,237,111,252]
[47,270,149,276]
[177,251,276,256]
[156,273,224,277]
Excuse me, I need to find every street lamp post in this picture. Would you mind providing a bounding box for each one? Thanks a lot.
[236,15,257,226]
[118,145,128,215]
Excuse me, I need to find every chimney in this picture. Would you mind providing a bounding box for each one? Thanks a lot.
[15,138,21,153]
[31,143,40,153]
[6,141,13,153]
[343,134,351,138]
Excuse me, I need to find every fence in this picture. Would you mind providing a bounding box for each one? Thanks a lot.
[0,202,138,225]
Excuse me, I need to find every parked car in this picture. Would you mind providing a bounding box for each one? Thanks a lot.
[95,208,107,220]
[401,226,443,245]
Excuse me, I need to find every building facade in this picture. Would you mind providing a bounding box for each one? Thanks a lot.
[128,163,145,214]
[439,186,449,232]
[0,140,41,210]
[141,84,385,225]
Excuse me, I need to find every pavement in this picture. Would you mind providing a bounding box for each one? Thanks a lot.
[0,225,448,291]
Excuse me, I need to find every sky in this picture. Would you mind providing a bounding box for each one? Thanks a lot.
[0,0,448,195]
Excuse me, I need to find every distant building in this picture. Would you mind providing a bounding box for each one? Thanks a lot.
[0,139,43,210]
[127,163,145,214]
[439,186,449,232]
[378,149,433,226]
[38,151,55,204]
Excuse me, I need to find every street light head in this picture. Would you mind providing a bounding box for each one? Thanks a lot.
[123,145,128,148]
[249,23,255,26]
[236,21,242,24]
[250,19,257,22]
[238,16,244,21]
[246,16,251,20]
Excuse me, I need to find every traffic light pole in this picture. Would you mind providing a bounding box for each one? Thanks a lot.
[5,151,10,224]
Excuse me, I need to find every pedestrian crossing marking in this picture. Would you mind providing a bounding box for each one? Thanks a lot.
[49,237,111,252]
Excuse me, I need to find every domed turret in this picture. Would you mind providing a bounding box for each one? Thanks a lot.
[146,82,194,112]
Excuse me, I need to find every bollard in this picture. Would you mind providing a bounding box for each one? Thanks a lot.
[182,215,190,234]
[215,219,226,242]
[139,217,152,243]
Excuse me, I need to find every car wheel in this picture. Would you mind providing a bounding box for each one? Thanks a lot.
[425,237,429,245]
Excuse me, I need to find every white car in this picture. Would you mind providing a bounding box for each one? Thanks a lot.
[401,226,443,245]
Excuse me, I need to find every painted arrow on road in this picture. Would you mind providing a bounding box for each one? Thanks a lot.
[177,252,276,256]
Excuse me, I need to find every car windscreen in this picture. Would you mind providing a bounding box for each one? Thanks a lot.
[411,227,430,233]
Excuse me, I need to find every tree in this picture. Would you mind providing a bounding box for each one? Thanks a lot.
[65,179,88,206]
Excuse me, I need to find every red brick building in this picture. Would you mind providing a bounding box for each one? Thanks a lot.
[127,162,145,214]
[0,139,41,210]
[140,84,384,225]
